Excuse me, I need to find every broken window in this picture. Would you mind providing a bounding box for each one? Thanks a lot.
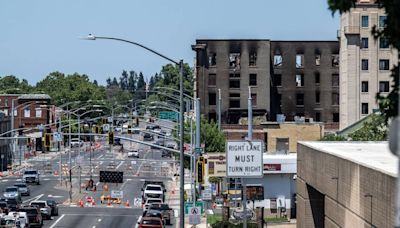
[332,74,339,87]
[332,92,339,105]
[274,74,282,87]
[296,93,304,106]
[249,74,257,86]
[332,113,339,122]
[296,74,304,87]
[249,52,257,66]
[331,55,339,67]
[229,100,240,108]
[208,74,216,86]
[315,91,320,104]
[208,93,216,105]
[229,53,241,69]
[315,54,321,66]
[251,93,257,106]
[296,54,304,68]
[209,53,216,66]
[229,73,240,78]
[274,55,283,67]
[315,72,320,84]
[229,80,240,89]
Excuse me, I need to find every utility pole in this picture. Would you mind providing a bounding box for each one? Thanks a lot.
[243,86,253,228]
[78,115,81,193]
[218,88,221,131]
[194,98,201,208]
[68,106,72,204]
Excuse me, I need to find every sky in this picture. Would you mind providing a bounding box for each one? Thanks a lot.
[0,0,339,86]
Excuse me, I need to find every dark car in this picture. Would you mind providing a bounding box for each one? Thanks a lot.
[0,201,8,214]
[19,205,43,228]
[161,149,172,158]
[113,138,122,146]
[46,200,59,216]
[6,198,20,212]
[149,203,173,225]
[143,209,164,221]
[143,133,154,141]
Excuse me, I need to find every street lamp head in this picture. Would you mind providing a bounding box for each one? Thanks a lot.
[81,34,96,40]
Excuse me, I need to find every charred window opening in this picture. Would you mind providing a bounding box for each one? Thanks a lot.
[331,54,339,67]
[229,80,240,89]
[315,72,320,85]
[229,100,240,108]
[332,74,339,87]
[332,92,339,106]
[249,52,257,66]
[315,91,320,104]
[208,74,216,86]
[296,93,304,106]
[296,74,304,87]
[315,49,321,66]
[296,54,304,68]
[274,74,282,87]
[209,52,216,66]
[208,93,216,105]
[249,74,257,86]
[251,93,257,106]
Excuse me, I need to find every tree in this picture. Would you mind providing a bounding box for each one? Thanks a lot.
[127,71,137,94]
[348,114,388,141]
[120,70,128,90]
[111,77,119,87]
[136,72,146,99]
[106,77,112,88]
[93,80,98,86]
[328,0,400,122]
[0,75,32,93]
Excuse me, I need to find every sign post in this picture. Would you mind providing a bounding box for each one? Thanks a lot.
[188,206,201,225]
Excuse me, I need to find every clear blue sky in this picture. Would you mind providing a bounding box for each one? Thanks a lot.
[0,0,339,86]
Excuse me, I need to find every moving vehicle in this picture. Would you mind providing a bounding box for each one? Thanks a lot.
[46,200,59,216]
[106,162,116,169]
[161,149,171,158]
[0,215,17,228]
[29,201,51,220]
[143,198,163,211]
[128,149,140,158]
[0,201,8,214]
[13,183,30,196]
[19,206,43,228]
[131,127,141,134]
[149,203,173,225]
[3,187,20,201]
[6,198,21,212]
[143,133,154,141]
[142,184,165,202]
[8,211,29,228]
[139,217,164,228]
[22,169,40,185]
[70,138,84,147]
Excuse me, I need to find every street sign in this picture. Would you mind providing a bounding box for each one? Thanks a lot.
[185,202,204,214]
[107,117,113,123]
[201,189,212,201]
[159,111,178,121]
[111,190,123,198]
[53,132,62,142]
[188,206,201,225]
[226,140,263,178]
[196,158,204,184]
[195,147,203,154]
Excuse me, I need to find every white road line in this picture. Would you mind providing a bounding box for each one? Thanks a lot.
[116,161,124,170]
[23,193,44,204]
[96,182,100,186]
[98,155,104,159]
[98,218,102,222]
[49,214,65,228]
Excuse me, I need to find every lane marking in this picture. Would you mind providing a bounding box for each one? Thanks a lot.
[98,218,102,222]
[98,155,104,159]
[23,193,44,204]
[116,161,124,170]
[49,214,65,228]
[96,182,100,186]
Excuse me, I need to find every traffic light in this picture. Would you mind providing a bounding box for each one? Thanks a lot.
[108,131,114,145]
[44,133,51,147]
[127,125,132,134]
[197,157,205,184]
[136,118,139,126]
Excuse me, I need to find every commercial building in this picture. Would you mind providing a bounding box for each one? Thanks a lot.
[339,0,398,129]
[223,122,324,153]
[192,39,340,131]
[0,113,11,171]
[297,141,395,228]
[0,94,52,130]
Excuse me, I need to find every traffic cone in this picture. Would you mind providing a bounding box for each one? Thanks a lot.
[79,200,84,208]
[54,170,58,176]
[107,199,111,207]
[92,200,96,206]
[125,200,130,207]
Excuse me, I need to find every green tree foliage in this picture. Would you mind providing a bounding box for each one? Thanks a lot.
[328,0,400,122]
[35,72,106,105]
[136,72,146,99]
[321,134,347,141]
[348,114,388,141]
[0,75,32,93]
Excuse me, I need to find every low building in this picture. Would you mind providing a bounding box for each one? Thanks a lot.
[223,122,323,153]
[0,113,11,171]
[0,94,51,130]
[297,141,395,228]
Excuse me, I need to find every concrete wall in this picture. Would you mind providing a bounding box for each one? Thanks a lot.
[297,143,395,228]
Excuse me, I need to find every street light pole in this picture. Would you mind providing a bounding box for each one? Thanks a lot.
[218,88,221,131]
[84,35,186,227]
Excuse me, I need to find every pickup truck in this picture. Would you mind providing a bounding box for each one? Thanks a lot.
[149,203,173,225]
[23,169,40,185]
[142,185,165,202]
[142,198,163,211]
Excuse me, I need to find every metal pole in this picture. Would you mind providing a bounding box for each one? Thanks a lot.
[218,88,221,131]
[59,115,62,185]
[194,98,201,207]
[179,60,185,228]
[68,107,72,203]
[190,114,194,203]
[78,115,81,193]
[243,86,253,228]
[11,100,15,167]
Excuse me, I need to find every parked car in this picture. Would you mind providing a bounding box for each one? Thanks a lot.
[128,149,140,158]
[161,149,171,158]
[22,169,40,185]
[114,138,122,146]
[14,183,30,196]
[19,205,43,228]
[29,201,51,220]
[143,133,154,141]
[70,138,84,147]
[3,187,21,201]
[46,200,59,216]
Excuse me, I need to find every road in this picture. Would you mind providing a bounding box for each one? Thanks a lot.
[0,121,179,227]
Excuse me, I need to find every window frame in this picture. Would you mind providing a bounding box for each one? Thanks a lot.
[361,59,369,71]
[249,74,257,86]
[361,103,369,115]
[361,37,369,49]
[379,59,390,71]
[208,92,216,106]
[361,15,369,28]
[361,81,369,93]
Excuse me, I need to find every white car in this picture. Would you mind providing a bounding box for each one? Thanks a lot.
[142,198,163,211]
[8,211,28,228]
[128,150,139,158]
[30,200,52,220]
[71,138,84,147]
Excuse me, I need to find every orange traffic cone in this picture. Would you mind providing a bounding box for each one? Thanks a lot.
[54,170,58,176]
[92,200,96,206]
[125,200,130,207]
[107,199,111,207]
[79,200,84,208]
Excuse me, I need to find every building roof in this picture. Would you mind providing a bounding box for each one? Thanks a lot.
[17,94,51,100]
[299,141,397,177]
